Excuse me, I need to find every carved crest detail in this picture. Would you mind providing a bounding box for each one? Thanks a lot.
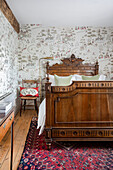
[61,54,84,67]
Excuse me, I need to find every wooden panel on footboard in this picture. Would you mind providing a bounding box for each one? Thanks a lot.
[45,81,113,148]
[54,89,113,126]
[52,81,113,127]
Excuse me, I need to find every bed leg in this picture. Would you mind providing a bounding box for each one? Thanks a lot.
[45,128,52,150]
[46,142,52,150]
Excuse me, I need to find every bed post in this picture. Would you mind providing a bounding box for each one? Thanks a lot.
[95,61,99,75]
[46,61,49,82]
[45,61,52,149]
[45,82,52,150]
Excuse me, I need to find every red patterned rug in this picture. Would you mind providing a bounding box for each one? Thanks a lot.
[18,117,113,170]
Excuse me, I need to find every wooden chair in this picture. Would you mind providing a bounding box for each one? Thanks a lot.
[20,80,39,116]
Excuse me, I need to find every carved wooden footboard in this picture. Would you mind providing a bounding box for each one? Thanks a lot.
[45,81,113,149]
[45,55,113,149]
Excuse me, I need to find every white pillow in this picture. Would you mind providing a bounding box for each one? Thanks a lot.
[70,75,76,84]
[58,75,76,84]
[74,74,106,81]
[47,74,76,86]
[46,74,106,86]
[54,74,72,86]
[54,75,76,85]
[74,74,82,81]
[46,74,55,86]
[99,75,106,80]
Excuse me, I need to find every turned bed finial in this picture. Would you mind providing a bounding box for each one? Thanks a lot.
[95,60,99,75]
[70,54,76,62]
[46,61,49,82]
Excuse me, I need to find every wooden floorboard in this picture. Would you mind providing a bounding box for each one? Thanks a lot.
[0,109,37,170]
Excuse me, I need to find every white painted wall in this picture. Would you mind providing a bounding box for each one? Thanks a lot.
[6,0,113,26]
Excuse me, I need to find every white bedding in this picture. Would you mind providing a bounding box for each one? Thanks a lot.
[37,98,46,135]
[48,74,106,86]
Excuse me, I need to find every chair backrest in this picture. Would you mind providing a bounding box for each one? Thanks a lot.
[22,80,38,88]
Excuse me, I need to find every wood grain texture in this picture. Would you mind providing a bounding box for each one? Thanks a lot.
[45,54,113,149]
[0,0,20,33]
[0,111,14,142]
[46,54,99,78]
[0,110,37,170]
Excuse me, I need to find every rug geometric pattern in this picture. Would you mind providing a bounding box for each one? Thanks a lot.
[18,117,113,170]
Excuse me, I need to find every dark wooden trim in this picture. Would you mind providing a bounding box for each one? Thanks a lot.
[10,121,14,170]
[54,121,113,124]
[52,128,113,138]
[52,81,113,93]
[46,54,99,77]
[0,0,20,33]
[53,138,113,141]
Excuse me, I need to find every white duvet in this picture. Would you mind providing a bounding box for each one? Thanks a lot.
[37,98,46,135]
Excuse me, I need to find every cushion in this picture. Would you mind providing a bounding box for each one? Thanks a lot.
[47,74,76,86]
[99,75,106,80]
[54,74,72,86]
[47,74,55,86]
[70,75,76,84]
[20,87,39,97]
[74,74,82,81]
[74,74,106,81]
[82,75,100,80]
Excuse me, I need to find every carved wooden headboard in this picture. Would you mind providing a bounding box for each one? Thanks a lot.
[46,54,99,77]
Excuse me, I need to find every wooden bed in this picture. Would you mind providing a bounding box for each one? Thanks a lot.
[45,54,113,149]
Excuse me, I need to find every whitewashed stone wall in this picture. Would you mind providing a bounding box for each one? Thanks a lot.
[18,24,113,84]
[0,10,18,98]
